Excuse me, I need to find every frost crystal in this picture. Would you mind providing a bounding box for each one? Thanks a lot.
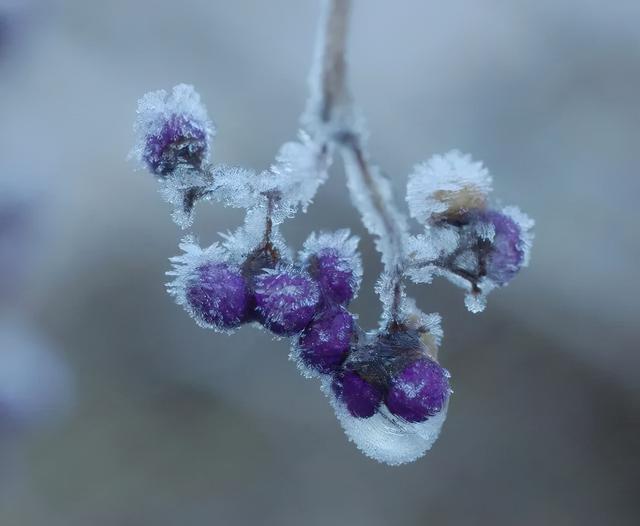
[324,377,448,466]
[342,154,408,272]
[166,236,245,332]
[301,229,362,304]
[221,207,291,266]
[254,267,321,336]
[385,358,451,422]
[295,305,353,375]
[407,150,492,223]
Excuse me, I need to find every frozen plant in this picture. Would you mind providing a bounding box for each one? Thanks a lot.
[130,0,533,465]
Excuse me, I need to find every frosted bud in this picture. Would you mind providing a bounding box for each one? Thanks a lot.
[385,358,451,423]
[297,305,354,374]
[254,268,320,336]
[332,370,383,418]
[300,230,362,304]
[407,150,492,223]
[167,237,249,332]
[475,208,532,286]
[185,263,250,330]
[133,84,214,177]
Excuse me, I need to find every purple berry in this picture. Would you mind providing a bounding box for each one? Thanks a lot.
[333,371,383,418]
[254,269,320,336]
[479,210,525,285]
[144,113,208,176]
[385,358,450,423]
[298,306,353,373]
[309,248,356,304]
[186,262,249,329]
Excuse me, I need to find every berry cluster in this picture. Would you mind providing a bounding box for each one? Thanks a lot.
[404,151,534,313]
[130,0,533,466]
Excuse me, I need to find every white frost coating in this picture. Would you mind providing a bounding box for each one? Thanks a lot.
[503,205,535,268]
[404,226,460,285]
[220,207,292,265]
[299,229,363,295]
[166,236,233,330]
[322,377,449,466]
[207,164,257,209]
[264,133,330,224]
[398,297,443,343]
[406,150,492,223]
[131,84,215,169]
[207,134,329,226]
[157,165,209,228]
[254,266,320,329]
[464,290,490,313]
[0,321,73,429]
[301,0,354,138]
[341,151,408,274]
[207,134,329,223]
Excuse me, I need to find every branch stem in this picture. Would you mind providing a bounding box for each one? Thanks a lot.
[310,0,406,326]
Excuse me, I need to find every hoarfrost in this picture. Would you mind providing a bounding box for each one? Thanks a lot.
[166,236,236,330]
[221,207,292,265]
[131,84,214,172]
[404,226,460,284]
[265,133,330,223]
[342,150,408,274]
[406,150,492,223]
[502,205,535,268]
[299,229,363,295]
[322,376,449,466]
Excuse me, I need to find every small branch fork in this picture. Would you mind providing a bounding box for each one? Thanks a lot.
[308,0,406,327]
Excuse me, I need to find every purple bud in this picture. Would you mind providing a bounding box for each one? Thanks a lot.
[309,249,356,304]
[301,230,361,305]
[186,262,250,329]
[333,371,383,418]
[385,358,450,423]
[254,269,320,336]
[144,113,208,176]
[298,306,353,373]
[479,210,525,285]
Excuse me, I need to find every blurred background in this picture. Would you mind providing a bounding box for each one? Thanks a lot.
[0,0,638,524]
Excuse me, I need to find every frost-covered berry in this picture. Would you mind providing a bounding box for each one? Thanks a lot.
[133,84,214,177]
[407,150,492,223]
[186,262,250,329]
[475,209,526,285]
[301,230,362,304]
[298,306,353,373]
[167,238,251,331]
[385,358,450,423]
[254,268,320,336]
[332,370,383,418]
[144,114,208,176]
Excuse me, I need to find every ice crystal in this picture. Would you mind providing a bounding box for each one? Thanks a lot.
[407,150,492,223]
[301,229,362,304]
[166,237,242,332]
[324,376,449,466]
[254,267,321,336]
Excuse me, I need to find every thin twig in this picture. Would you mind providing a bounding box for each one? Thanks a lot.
[308,0,407,326]
[338,131,405,325]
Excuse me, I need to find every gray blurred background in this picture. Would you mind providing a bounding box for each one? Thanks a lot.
[0,0,638,525]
